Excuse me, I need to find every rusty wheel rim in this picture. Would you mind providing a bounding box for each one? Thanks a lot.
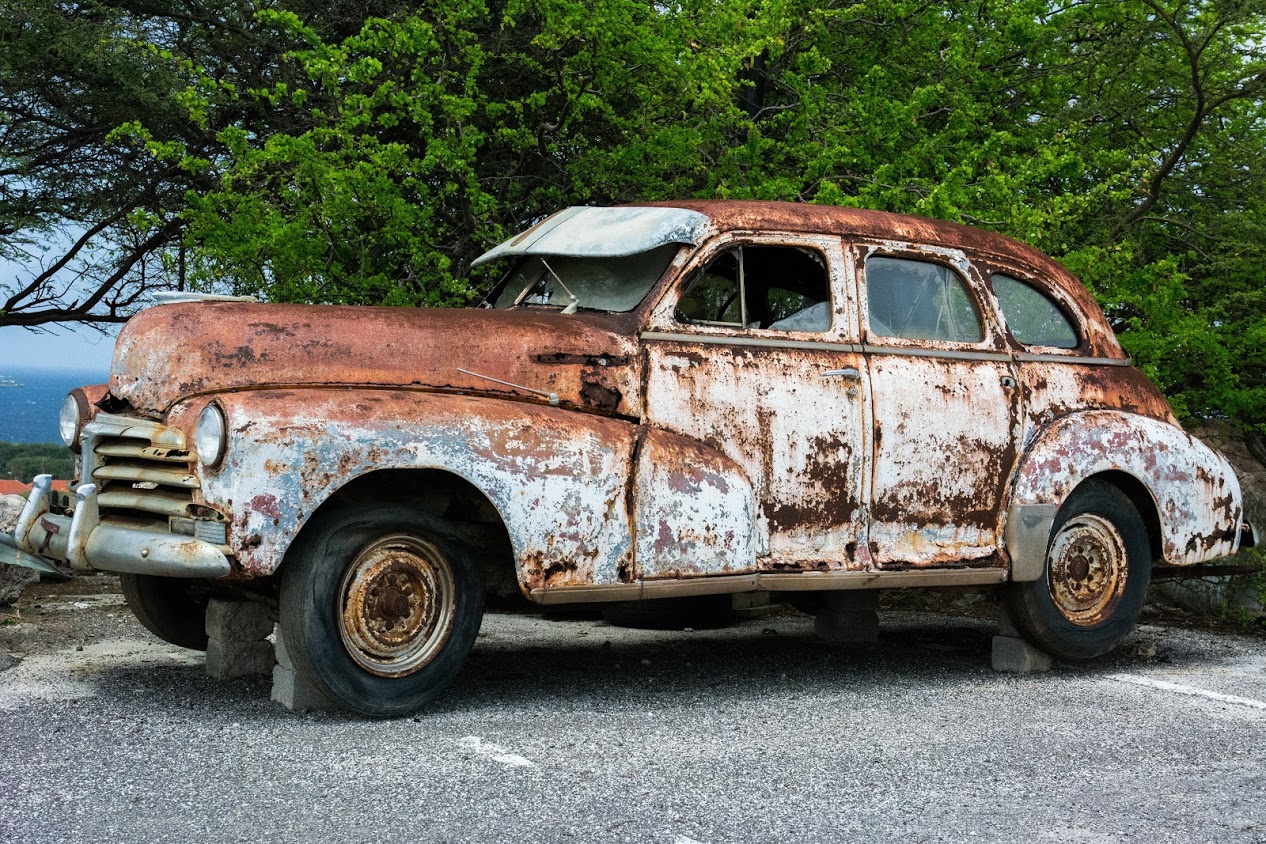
[338,534,457,677]
[1046,514,1128,628]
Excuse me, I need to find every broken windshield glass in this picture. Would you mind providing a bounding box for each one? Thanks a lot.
[493,244,680,313]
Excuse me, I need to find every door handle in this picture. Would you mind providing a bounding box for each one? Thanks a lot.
[821,367,862,381]
[1000,376,1018,389]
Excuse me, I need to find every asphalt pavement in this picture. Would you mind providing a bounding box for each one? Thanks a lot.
[1,580,1264,844]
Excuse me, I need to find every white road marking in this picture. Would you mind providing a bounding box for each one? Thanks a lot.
[457,736,535,768]
[673,836,709,844]
[1108,673,1266,711]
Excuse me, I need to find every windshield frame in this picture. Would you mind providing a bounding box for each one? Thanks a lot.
[486,244,686,315]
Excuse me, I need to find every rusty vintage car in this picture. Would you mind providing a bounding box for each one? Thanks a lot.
[0,201,1253,715]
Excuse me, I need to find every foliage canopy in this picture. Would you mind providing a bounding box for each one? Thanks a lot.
[3,0,1266,432]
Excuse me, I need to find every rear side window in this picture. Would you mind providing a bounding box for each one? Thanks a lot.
[992,274,1078,349]
[865,256,984,343]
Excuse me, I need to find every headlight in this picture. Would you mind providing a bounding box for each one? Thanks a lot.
[59,393,82,449]
[196,403,227,469]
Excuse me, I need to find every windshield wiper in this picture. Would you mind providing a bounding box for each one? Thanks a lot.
[539,259,580,315]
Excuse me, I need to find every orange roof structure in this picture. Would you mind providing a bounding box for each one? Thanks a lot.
[0,479,71,496]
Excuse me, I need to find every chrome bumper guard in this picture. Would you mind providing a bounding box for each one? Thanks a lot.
[0,474,230,579]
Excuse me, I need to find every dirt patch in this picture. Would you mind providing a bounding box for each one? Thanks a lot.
[0,574,146,662]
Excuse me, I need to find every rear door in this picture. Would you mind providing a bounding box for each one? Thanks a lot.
[856,243,1022,569]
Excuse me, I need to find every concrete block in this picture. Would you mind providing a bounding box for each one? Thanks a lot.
[997,609,1022,639]
[815,590,880,645]
[271,664,339,713]
[205,599,274,641]
[206,638,275,679]
[991,635,1052,673]
[271,626,338,712]
[204,599,274,680]
[273,623,294,670]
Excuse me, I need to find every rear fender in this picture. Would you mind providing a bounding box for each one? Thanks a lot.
[1005,410,1242,580]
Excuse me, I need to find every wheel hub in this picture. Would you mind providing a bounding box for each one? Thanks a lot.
[1047,513,1128,627]
[338,534,457,677]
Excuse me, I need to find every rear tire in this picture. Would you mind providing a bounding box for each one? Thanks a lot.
[1005,481,1152,660]
[120,573,210,651]
[279,501,484,717]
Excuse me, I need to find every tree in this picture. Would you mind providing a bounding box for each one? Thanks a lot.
[0,0,412,329]
[6,0,1266,435]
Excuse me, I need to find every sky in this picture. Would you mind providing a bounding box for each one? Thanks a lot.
[1,243,120,375]
[0,323,118,373]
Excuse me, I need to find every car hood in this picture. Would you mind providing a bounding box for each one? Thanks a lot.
[109,302,643,418]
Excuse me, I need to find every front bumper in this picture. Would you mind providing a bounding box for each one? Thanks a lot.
[0,474,230,578]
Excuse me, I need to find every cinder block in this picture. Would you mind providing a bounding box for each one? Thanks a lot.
[206,638,275,679]
[205,599,274,641]
[273,623,294,670]
[997,608,1022,639]
[815,591,880,645]
[204,599,274,680]
[270,626,338,712]
[271,663,339,713]
[991,635,1052,673]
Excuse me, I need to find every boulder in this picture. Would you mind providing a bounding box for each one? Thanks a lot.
[0,494,38,606]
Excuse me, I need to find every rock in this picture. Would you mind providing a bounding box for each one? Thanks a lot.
[0,494,39,606]
[1150,577,1265,618]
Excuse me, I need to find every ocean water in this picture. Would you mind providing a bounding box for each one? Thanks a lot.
[0,365,110,444]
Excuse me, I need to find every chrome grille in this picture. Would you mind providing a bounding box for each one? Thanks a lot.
[83,414,196,523]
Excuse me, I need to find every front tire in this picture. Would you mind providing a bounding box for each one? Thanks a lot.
[1005,481,1152,660]
[120,573,210,651]
[279,502,484,716]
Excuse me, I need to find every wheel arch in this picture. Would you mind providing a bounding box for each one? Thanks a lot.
[293,468,520,601]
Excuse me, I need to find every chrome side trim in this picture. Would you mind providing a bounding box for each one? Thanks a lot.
[641,331,1133,367]
[529,567,1007,604]
[861,344,1011,363]
[1015,352,1132,367]
[641,331,860,353]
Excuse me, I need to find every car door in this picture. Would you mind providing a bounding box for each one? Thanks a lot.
[856,243,1023,569]
[638,233,872,576]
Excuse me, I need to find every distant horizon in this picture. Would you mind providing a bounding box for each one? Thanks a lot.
[1,361,110,372]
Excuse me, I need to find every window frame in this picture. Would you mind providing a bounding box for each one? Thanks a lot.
[974,258,1090,356]
[989,272,1083,351]
[855,244,1006,352]
[648,232,851,340]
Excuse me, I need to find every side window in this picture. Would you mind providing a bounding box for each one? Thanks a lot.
[992,274,1079,349]
[676,246,831,332]
[865,256,984,343]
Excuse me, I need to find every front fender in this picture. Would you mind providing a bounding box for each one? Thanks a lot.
[174,389,638,588]
[1005,410,1242,580]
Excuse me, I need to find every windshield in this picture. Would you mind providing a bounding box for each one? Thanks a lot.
[493,244,680,312]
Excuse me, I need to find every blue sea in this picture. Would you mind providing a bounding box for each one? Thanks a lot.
[0,365,110,444]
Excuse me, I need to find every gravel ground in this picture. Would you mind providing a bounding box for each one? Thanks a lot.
[1,576,1265,844]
